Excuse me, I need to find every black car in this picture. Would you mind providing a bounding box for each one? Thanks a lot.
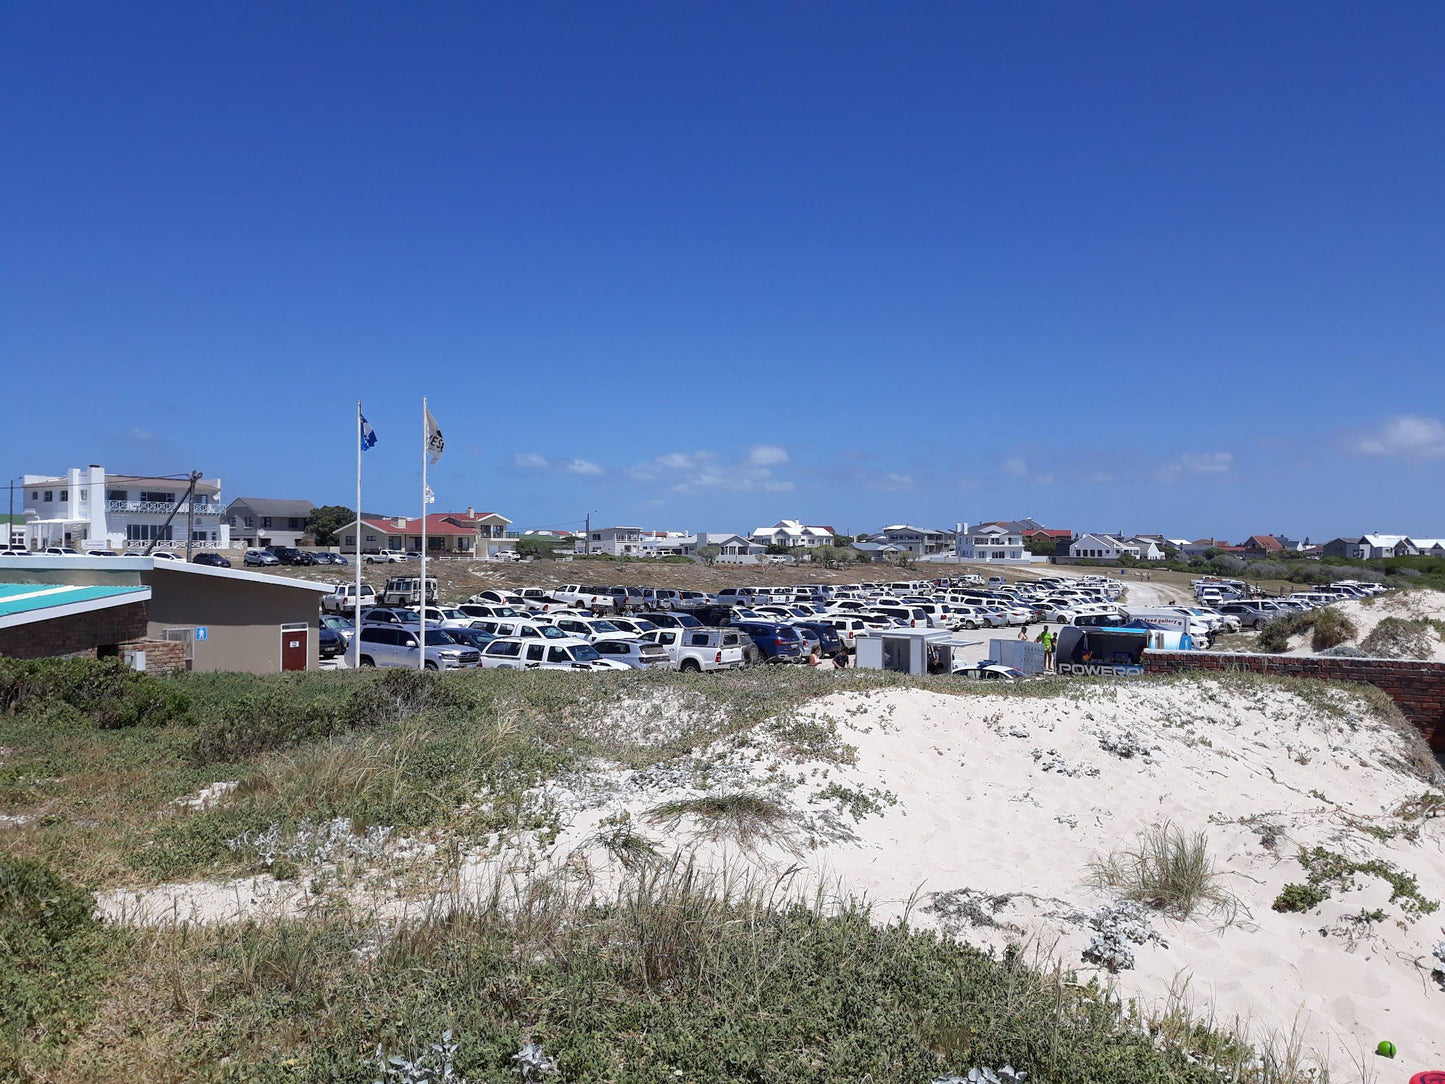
[318,626,346,659]
[191,552,233,568]
[442,627,497,651]
[790,620,843,657]
[635,611,703,629]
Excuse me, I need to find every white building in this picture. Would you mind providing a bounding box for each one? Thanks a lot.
[580,526,643,557]
[954,522,1026,561]
[18,465,229,552]
[750,519,835,549]
[1067,533,1140,560]
[698,532,764,563]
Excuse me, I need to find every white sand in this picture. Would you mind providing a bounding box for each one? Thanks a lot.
[100,678,1445,1074]
[1287,588,1445,659]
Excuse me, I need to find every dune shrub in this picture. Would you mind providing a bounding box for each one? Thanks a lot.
[0,657,191,729]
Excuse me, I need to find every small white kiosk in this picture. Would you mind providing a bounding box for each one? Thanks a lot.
[855,629,982,675]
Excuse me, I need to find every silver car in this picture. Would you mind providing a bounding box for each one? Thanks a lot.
[591,638,672,669]
[355,626,481,669]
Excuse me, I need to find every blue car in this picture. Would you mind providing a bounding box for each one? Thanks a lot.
[732,621,806,663]
[790,620,843,657]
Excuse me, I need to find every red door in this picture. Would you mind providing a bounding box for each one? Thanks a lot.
[280,626,308,671]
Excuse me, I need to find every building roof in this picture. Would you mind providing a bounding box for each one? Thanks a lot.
[1361,534,1409,547]
[1023,528,1072,538]
[1244,534,1284,551]
[360,515,477,537]
[0,582,151,628]
[438,510,512,525]
[227,498,316,518]
[0,555,334,593]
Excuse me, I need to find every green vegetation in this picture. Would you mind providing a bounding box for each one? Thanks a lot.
[1086,822,1235,920]
[0,661,1405,1080]
[1271,845,1439,918]
[304,504,356,547]
[1255,607,1357,653]
[1359,615,1442,659]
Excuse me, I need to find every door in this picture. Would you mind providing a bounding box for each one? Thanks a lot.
[280,624,308,671]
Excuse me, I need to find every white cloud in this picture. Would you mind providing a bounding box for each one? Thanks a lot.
[1348,415,1445,459]
[513,452,548,469]
[1001,457,1029,477]
[748,444,789,467]
[656,452,697,470]
[565,458,604,477]
[1088,471,1115,484]
[1157,451,1234,482]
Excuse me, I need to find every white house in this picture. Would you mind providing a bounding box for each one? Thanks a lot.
[579,526,643,557]
[19,465,230,552]
[878,524,955,556]
[1410,538,1445,557]
[954,522,1026,562]
[226,498,316,548]
[749,519,835,549]
[694,532,763,563]
[1126,536,1167,561]
[1067,533,1140,560]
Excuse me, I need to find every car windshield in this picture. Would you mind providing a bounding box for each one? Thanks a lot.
[424,630,459,645]
[439,609,466,619]
[590,621,620,633]
[630,619,657,631]
[572,644,602,662]
[675,615,701,627]
[394,610,420,623]
[541,626,566,639]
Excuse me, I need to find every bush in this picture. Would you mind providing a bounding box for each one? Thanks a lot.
[1272,883,1328,912]
[0,657,191,729]
[1359,616,1437,660]
[0,857,110,1049]
[1309,608,1357,651]
[1256,612,1311,653]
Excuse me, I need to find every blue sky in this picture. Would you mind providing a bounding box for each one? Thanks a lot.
[3,3,1443,541]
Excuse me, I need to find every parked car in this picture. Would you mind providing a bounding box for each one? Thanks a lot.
[354,626,481,669]
[731,621,806,663]
[319,626,347,659]
[789,620,843,657]
[359,606,420,626]
[478,636,624,671]
[150,551,183,562]
[42,546,83,556]
[548,616,636,643]
[608,616,659,636]
[634,611,703,630]
[440,626,497,652]
[318,614,355,643]
[321,583,377,613]
[364,550,408,563]
[591,638,672,669]
[380,576,439,606]
[640,627,747,672]
[192,552,232,567]
[952,663,1026,681]
[548,584,615,611]
[244,548,280,566]
[267,547,314,566]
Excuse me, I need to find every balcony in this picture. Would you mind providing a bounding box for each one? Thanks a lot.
[106,499,224,516]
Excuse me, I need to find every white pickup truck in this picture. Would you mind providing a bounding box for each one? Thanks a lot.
[320,583,377,614]
[641,627,746,672]
[549,584,616,611]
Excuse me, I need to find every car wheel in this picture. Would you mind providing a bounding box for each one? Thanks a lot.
[424,661,438,671]
[680,659,702,673]
[359,656,375,667]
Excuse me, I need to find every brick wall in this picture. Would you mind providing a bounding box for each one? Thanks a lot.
[116,638,190,675]
[1143,650,1445,752]
[0,602,149,661]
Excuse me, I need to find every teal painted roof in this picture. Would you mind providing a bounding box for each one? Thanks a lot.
[0,583,148,618]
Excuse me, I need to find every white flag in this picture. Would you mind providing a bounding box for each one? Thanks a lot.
[424,483,436,505]
[424,407,445,464]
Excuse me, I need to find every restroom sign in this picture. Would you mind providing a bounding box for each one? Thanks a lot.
[195,627,208,641]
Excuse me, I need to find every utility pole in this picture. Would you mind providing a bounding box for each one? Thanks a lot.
[585,511,591,556]
[185,471,199,562]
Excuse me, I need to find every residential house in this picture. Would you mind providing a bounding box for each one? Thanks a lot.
[749,520,836,550]
[353,514,477,556]
[226,498,316,548]
[695,533,764,563]
[1179,538,1236,557]
[1,514,24,549]
[19,464,229,552]
[851,541,902,563]
[877,524,956,556]
[1321,535,1413,560]
[640,531,697,558]
[955,522,1027,561]
[437,508,515,557]
[580,526,643,557]
[1067,533,1141,560]
[1240,534,1284,557]
[1125,536,1167,561]
[1410,538,1445,557]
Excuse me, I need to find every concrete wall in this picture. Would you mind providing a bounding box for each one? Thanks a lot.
[0,602,149,660]
[1143,650,1445,752]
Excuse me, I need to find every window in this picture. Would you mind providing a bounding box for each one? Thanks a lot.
[107,490,127,501]
[31,492,38,501]
[43,491,52,502]
[344,535,355,546]
[244,517,253,528]
[526,644,546,662]
[548,646,570,663]
[261,517,272,529]
[289,518,301,530]
[58,491,67,502]
[140,492,175,504]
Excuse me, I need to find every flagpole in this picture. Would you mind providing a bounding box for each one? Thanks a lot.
[420,395,428,671]
[353,400,363,669]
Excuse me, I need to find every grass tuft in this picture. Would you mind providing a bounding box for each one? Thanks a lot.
[646,791,796,848]
[1086,821,1236,920]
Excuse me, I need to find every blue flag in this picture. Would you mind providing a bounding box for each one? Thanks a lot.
[360,414,378,450]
